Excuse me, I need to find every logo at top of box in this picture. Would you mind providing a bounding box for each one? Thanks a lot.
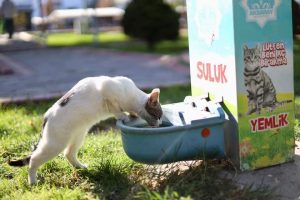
[192,1,222,46]
[241,0,281,28]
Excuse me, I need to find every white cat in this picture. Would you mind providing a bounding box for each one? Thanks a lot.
[8,76,162,185]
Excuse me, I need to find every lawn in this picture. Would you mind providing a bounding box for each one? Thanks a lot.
[0,85,275,200]
[43,31,189,54]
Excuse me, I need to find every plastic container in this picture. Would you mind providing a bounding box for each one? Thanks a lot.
[117,96,227,164]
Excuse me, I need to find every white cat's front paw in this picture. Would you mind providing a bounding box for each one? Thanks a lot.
[123,117,130,123]
[117,113,130,123]
[28,175,37,185]
[77,163,88,169]
[82,164,88,169]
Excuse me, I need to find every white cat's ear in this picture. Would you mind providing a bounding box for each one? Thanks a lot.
[151,88,160,95]
[149,88,160,105]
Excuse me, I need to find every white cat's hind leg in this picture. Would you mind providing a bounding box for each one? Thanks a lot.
[29,141,66,185]
[64,133,88,169]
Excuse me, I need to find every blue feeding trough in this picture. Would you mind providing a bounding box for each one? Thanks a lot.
[117,96,228,164]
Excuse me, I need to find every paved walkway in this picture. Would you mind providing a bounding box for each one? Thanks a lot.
[0,32,43,52]
[221,142,300,200]
[0,33,190,103]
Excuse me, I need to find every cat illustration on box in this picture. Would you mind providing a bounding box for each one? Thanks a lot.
[243,44,292,115]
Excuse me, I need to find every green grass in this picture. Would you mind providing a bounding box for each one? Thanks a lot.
[44,31,189,54]
[0,85,277,199]
[46,32,128,47]
[294,39,300,96]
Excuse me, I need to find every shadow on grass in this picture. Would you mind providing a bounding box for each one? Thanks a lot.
[89,118,117,133]
[79,160,140,200]
[136,161,275,200]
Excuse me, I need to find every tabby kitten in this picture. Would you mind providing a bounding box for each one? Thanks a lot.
[243,45,291,115]
[8,76,163,185]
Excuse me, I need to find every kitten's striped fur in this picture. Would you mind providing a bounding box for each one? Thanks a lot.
[243,45,292,115]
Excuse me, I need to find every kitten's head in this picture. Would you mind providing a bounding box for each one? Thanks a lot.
[243,44,261,70]
[140,88,162,127]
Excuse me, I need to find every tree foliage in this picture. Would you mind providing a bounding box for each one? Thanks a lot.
[121,0,180,50]
[293,0,300,36]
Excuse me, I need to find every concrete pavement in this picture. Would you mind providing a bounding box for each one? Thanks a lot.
[221,142,300,200]
[0,32,43,52]
[0,34,190,103]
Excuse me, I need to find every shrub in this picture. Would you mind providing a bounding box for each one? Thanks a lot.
[293,0,300,36]
[121,0,180,51]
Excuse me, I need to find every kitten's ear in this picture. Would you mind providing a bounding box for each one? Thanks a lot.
[243,45,248,51]
[255,44,262,52]
[148,88,160,106]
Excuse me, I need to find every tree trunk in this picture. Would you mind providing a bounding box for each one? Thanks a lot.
[147,40,156,52]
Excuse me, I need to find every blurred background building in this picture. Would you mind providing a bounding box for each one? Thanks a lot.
[1,0,298,34]
[0,0,132,31]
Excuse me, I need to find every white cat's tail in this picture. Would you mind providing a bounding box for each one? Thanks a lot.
[8,117,48,168]
[8,156,31,167]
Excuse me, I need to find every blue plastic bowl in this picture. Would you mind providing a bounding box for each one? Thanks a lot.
[117,100,227,164]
